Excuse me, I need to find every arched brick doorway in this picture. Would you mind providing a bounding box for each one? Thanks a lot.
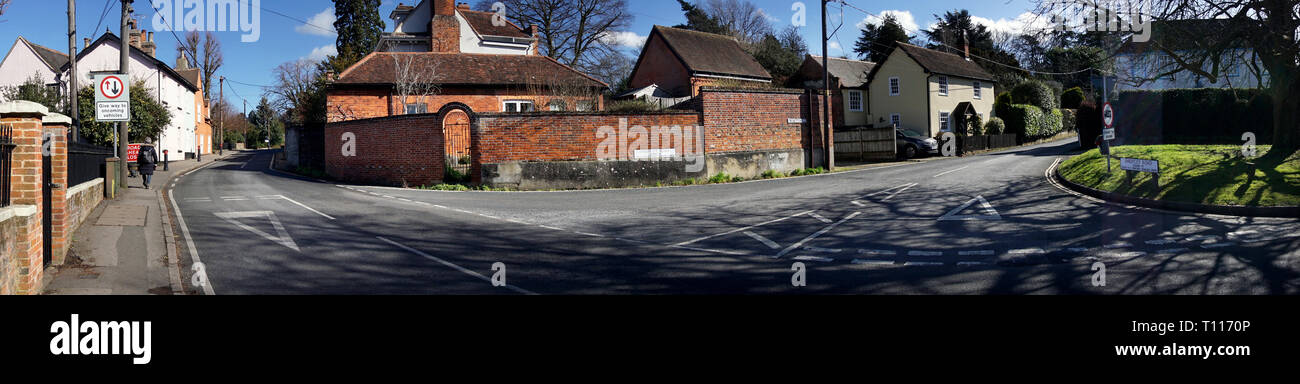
[441,107,472,175]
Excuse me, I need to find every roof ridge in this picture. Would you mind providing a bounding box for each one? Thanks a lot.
[654,25,738,41]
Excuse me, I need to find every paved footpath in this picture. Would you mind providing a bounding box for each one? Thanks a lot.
[43,153,234,295]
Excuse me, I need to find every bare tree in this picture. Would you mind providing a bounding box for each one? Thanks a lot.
[704,0,773,44]
[0,0,10,17]
[1033,0,1299,163]
[268,60,330,124]
[476,0,632,72]
[178,31,223,99]
[392,54,441,114]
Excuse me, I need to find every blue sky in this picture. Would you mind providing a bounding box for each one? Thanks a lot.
[0,0,1043,109]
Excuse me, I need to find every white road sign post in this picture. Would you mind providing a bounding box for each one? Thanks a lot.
[1102,101,1116,172]
[94,74,130,122]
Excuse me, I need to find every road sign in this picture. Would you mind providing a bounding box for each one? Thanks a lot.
[1102,102,1115,128]
[1103,128,1116,141]
[1120,158,1160,174]
[93,74,130,122]
[126,144,141,162]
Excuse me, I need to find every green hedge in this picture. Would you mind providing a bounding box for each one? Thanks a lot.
[1077,101,1103,149]
[1061,109,1078,133]
[1116,89,1273,144]
[1002,104,1064,143]
[1011,80,1057,111]
[1061,87,1085,109]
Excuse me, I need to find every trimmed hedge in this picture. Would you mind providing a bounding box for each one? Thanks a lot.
[984,117,1006,135]
[1061,109,1078,133]
[1011,81,1057,111]
[1002,104,1064,143]
[1116,89,1273,144]
[1077,101,1103,149]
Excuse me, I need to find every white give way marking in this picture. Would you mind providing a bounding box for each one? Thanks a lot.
[215,211,301,252]
[938,195,1001,221]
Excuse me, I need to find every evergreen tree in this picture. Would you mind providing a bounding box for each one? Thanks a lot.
[328,0,385,73]
[674,0,729,35]
[854,14,911,63]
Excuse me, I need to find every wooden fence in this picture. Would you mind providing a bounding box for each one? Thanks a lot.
[834,126,896,161]
[959,134,1018,153]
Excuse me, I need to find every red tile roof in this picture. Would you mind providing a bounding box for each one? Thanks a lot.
[335,52,607,88]
[460,10,531,38]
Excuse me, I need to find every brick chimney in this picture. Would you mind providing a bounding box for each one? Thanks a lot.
[962,30,970,61]
[430,0,460,53]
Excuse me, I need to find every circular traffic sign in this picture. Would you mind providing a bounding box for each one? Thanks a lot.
[1102,102,1115,128]
[100,76,125,99]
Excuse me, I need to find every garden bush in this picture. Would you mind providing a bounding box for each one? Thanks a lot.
[1061,87,1085,109]
[1061,108,1078,133]
[984,117,1006,135]
[1002,104,1063,143]
[1011,80,1057,111]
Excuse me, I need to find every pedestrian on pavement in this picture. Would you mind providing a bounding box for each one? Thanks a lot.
[138,139,159,189]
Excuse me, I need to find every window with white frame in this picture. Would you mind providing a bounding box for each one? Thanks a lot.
[938,76,949,96]
[939,112,951,132]
[503,100,535,112]
[973,81,982,99]
[405,103,428,114]
[889,77,900,96]
[848,90,863,112]
[890,113,901,128]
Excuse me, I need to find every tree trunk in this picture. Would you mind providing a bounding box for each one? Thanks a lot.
[1262,66,1299,166]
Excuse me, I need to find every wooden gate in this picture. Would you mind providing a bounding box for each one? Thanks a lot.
[834,126,897,161]
[442,110,471,175]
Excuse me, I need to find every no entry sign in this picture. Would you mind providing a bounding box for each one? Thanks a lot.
[93,73,130,122]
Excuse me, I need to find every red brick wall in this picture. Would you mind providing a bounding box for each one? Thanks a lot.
[328,86,603,123]
[43,124,70,265]
[699,89,830,154]
[474,112,703,164]
[0,115,46,295]
[324,114,446,186]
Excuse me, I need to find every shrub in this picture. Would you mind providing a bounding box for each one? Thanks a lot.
[994,92,1014,120]
[1002,105,1063,143]
[1117,89,1273,145]
[1061,109,1078,133]
[606,99,662,113]
[761,169,782,179]
[1061,87,1085,109]
[444,166,470,184]
[966,113,984,136]
[709,173,733,184]
[1077,101,1103,149]
[1011,80,1056,111]
[984,117,1006,135]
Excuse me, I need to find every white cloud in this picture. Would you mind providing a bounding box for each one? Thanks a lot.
[599,31,648,49]
[828,41,842,53]
[296,7,337,36]
[757,9,781,24]
[857,10,921,34]
[302,45,337,63]
[972,12,1055,36]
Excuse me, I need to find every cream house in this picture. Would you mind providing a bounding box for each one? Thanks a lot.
[865,43,996,138]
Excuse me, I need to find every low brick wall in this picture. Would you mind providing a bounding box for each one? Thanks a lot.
[0,206,41,295]
[699,88,829,178]
[324,114,446,187]
[57,179,104,263]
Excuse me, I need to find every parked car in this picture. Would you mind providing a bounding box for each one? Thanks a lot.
[897,128,939,159]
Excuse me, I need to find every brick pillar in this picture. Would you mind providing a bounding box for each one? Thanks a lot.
[44,114,70,265]
[0,101,49,295]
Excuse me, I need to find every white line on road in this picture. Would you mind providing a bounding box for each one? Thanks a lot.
[957,261,989,266]
[908,250,943,257]
[932,166,970,178]
[904,261,944,267]
[793,256,834,262]
[804,246,842,253]
[277,195,336,220]
[376,237,537,295]
[809,213,833,224]
[168,188,216,296]
[773,212,862,258]
[881,183,918,201]
[1009,248,1047,255]
[744,231,782,249]
[959,250,995,256]
[852,259,896,266]
[858,249,897,256]
[851,200,866,207]
[675,210,815,246]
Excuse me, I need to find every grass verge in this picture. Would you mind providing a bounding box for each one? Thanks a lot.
[1057,145,1299,207]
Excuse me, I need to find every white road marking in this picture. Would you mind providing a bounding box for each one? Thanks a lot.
[851,200,866,207]
[1067,247,1091,253]
[575,232,605,238]
[1104,242,1132,249]
[376,236,537,295]
[804,246,842,253]
[168,187,216,296]
[773,212,862,258]
[809,213,833,224]
[215,211,301,252]
[937,195,1001,221]
[908,250,943,257]
[881,183,918,201]
[675,210,815,246]
[852,259,896,266]
[278,195,336,220]
[858,249,897,256]
[1009,248,1047,255]
[744,231,782,249]
[864,183,917,198]
[959,250,995,256]
[957,261,989,266]
[904,261,944,267]
[793,256,834,262]
[222,197,249,201]
[1186,235,1222,243]
[932,165,970,178]
[539,225,565,231]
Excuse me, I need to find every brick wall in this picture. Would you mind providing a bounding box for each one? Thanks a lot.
[328,86,604,123]
[0,106,47,295]
[474,112,702,164]
[699,88,829,154]
[43,123,69,265]
[324,113,446,187]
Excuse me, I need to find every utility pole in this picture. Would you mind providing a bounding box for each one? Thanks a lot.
[117,0,132,192]
[821,0,834,170]
[218,76,224,155]
[67,0,79,142]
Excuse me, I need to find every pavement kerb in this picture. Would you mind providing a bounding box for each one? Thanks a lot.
[1046,157,1300,219]
[159,152,238,295]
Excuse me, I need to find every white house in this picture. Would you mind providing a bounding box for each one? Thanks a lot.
[379,0,537,55]
[0,36,69,99]
[1114,19,1271,91]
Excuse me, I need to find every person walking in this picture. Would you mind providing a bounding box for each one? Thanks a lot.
[138,139,159,189]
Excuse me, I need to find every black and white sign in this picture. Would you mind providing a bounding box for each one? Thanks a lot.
[1102,102,1115,128]
[1120,158,1159,173]
[93,74,130,122]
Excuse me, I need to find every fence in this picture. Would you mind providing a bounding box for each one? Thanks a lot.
[1,123,14,207]
[67,140,113,188]
[958,134,1018,153]
[834,126,897,161]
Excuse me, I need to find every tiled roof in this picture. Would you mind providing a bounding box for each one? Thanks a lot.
[811,56,875,88]
[460,10,531,38]
[652,26,771,80]
[20,37,70,71]
[335,52,607,88]
[875,43,995,82]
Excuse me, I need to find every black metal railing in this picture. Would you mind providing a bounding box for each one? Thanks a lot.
[1,123,15,208]
[67,140,114,188]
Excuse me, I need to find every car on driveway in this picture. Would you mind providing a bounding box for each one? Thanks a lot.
[897,128,939,159]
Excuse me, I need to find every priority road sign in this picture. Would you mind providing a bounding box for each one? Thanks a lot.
[94,73,130,122]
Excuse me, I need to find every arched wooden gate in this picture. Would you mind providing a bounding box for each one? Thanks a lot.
[441,107,472,175]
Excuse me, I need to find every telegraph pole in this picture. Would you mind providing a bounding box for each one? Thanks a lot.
[218,76,224,155]
[821,0,834,170]
[67,0,79,142]
[117,0,132,192]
